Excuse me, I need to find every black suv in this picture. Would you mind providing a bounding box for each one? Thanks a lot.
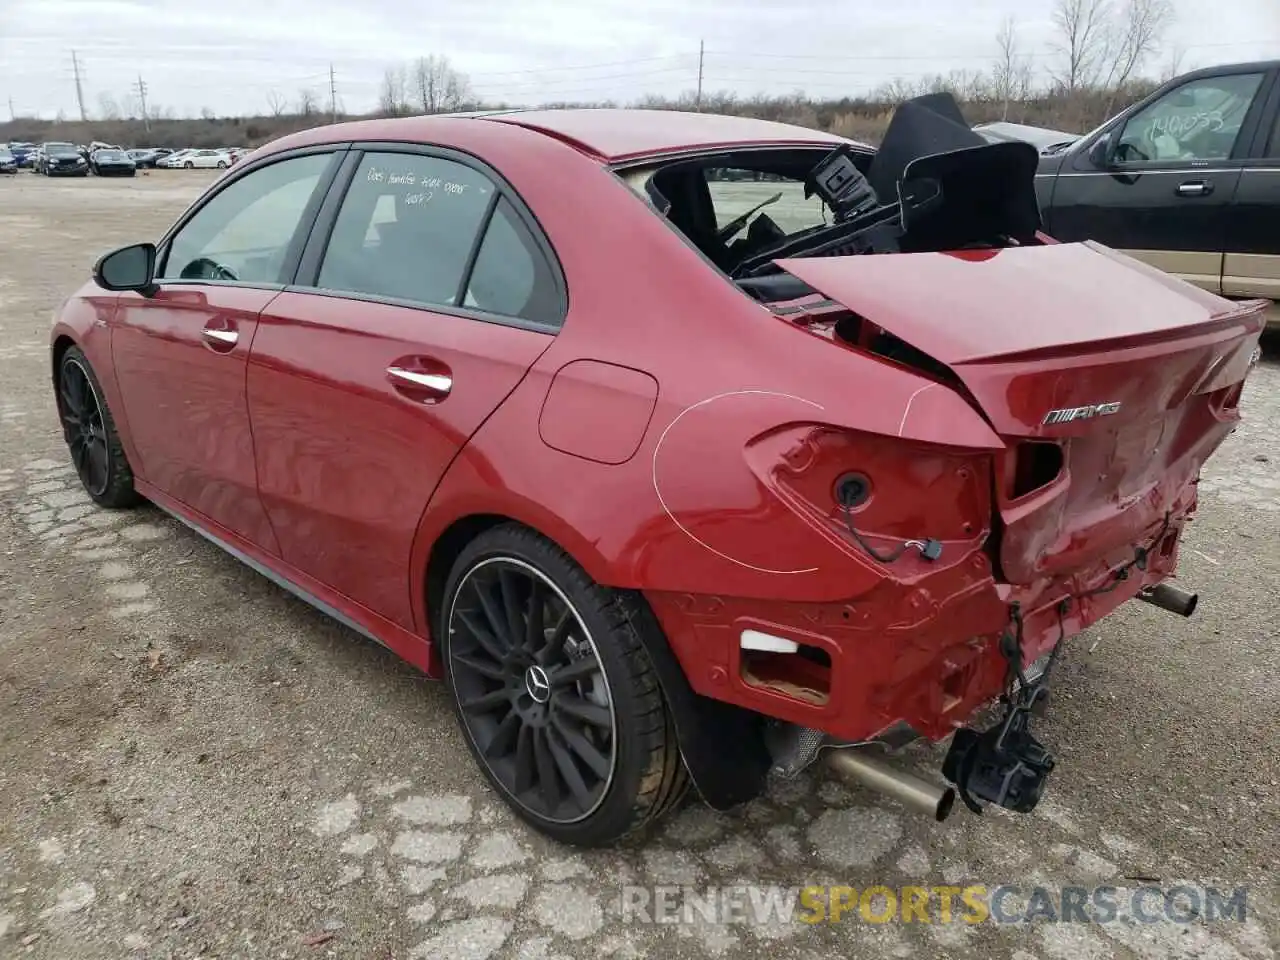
[37,141,89,177]
[1035,60,1279,322]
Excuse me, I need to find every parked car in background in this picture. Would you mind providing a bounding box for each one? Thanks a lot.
[158,149,195,168]
[0,148,17,174]
[974,121,1079,155]
[90,148,137,177]
[1035,59,1279,325]
[175,148,233,169]
[37,141,88,176]
[7,142,37,167]
[127,149,159,168]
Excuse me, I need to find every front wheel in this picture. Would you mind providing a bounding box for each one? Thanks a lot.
[183,161,193,169]
[56,346,142,508]
[440,525,687,847]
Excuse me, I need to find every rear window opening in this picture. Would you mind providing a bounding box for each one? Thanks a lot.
[618,92,1046,289]
[741,641,832,706]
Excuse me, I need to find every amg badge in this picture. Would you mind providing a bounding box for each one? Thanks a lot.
[1042,402,1122,425]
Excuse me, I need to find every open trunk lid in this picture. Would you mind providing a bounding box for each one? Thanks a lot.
[775,241,1267,584]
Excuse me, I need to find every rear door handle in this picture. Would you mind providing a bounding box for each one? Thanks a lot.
[388,359,453,402]
[1175,180,1213,197]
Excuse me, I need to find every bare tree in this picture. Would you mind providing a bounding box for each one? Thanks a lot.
[411,55,473,113]
[1050,0,1114,93]
[993,17,1035,120]
[1100,0,1175,111]
[265,89,288,117]
[1160,43,1186,82]
[378,66,409,116]
[97,92,121,121]
[297,88,319,117]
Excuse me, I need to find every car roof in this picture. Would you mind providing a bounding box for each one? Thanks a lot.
[484,108,857,161]
[276,108,859,164]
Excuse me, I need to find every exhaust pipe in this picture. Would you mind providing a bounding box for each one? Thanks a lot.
[826,749,956,822]
[1139,583,1198,618]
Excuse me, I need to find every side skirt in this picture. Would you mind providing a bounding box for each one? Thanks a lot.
[137,480,436,675]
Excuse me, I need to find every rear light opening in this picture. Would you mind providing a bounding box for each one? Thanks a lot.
[1009,441,1064,499]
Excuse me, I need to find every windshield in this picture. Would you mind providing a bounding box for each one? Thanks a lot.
[98,150,126,160]
[45,142,75,152]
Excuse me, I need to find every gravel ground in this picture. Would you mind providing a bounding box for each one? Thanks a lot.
[0,169,1277,960]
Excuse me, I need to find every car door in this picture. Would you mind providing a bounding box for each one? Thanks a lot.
[110,148,343,551]
[1044,68,1271,293]
[248,145,566,629]
[1223,69,1280,300]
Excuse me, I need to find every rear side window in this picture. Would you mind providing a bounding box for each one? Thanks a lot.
[317,153,495,308]
[1267,102,1280,157]
[464,197,562,325]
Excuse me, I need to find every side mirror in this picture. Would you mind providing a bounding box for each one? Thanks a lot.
[93,243,158,295]
[1088,133,1115,168]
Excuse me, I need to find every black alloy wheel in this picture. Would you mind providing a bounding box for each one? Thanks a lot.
[56,347,141,508]
[449,555,617,824]
[441,525,688,846]
[59,356,110,498]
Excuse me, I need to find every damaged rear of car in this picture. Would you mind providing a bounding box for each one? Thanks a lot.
[615,94,1267,822]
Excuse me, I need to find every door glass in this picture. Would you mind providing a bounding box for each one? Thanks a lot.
[160,153,331,284]
[463,197,562,325]
[1267,104,1280,157]
[1115,73,1265,164]
[317,152,495,307]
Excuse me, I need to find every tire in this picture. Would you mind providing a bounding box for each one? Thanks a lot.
[216,160,227,169]
[56,346,142,509]
[440,524,687,847]
[183,161,193,169]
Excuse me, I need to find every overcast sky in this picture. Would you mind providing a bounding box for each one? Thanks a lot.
[1,0,1276,120]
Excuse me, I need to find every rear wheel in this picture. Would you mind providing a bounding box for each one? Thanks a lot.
[440,525,687,847]
[56,346,142,508]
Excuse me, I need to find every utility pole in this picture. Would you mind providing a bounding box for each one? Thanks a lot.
[7,96,14,121]
[695,40,704,112]
[71,50,88,121]
[135,75,150,133]
[329,64,338,123]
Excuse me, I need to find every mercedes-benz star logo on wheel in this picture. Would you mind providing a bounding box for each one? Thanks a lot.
[525,665,552,704]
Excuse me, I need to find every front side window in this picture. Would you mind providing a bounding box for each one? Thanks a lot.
[160,153,332,285]
[317,152,495,308]
[1115,73,1265,164]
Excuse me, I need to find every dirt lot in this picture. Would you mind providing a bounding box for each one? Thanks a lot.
[0,169,1277,960]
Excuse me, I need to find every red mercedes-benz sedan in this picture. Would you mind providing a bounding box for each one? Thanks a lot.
[49,98,1268,847]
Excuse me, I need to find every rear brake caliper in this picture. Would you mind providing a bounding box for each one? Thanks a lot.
[941,601,1061,814]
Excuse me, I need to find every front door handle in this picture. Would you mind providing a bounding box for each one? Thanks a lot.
[201,325,239,352]
[1175,180,1213,197]
[388,362,453,402]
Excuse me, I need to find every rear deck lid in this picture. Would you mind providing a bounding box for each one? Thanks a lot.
[774,242,1267,583]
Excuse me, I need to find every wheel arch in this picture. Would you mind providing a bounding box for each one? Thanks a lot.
[417,506,773,811]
